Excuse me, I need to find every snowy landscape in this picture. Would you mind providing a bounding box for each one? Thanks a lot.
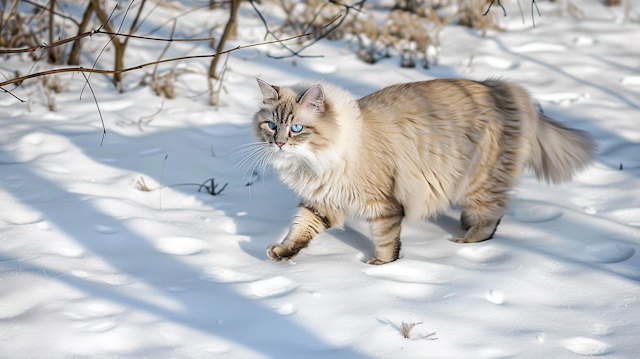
[1,0,640,357]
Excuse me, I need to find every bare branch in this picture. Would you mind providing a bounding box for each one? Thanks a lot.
[0,25,327,88]
[21,0,81,26]
[483,0,506,17]
[268,11,352,60]
[0,86,25,103]
[80,72,106,145]
[0,28,215,55]
[532,0,541,27]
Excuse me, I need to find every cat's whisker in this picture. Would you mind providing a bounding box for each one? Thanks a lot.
[254,148,274,174]
[224,143,270,161]
[225,141,269,153]
[229,146,271,172]
[242,147,272,185]
[257,151,274,178]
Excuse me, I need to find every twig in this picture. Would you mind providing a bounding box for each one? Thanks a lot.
[249,0,351,59]
[133,0,164,33]
[0,86,25,102]
[483,0,506,17]
[197,178,228,195]
[117,101,164,130]
[269,4,359,59]
[80,72,106,145]
[20,0,80,26]
[122,0,147,49]
[0,29,214,54]
[531,0,541,27]
[517,0,525,25]
[143,3,214,36]
[134,175,229,196]
[152,20,178,79]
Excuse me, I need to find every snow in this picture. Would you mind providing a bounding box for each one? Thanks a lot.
[1,0,640,357]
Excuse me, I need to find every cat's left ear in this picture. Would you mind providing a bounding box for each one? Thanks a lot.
[300,85,324,113]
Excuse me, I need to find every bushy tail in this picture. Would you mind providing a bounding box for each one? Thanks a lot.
[529,113,596,184]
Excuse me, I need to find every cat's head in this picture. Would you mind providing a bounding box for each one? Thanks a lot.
[252,79,340,169]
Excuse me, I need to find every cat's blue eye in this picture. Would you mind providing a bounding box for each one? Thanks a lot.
[267,121,277,130]
[291,124,303,133]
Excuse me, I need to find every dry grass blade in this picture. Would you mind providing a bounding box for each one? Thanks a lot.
[400,321,438,340]
[401,321,422,338]
[423,332,438,340]
[134,175,154,191]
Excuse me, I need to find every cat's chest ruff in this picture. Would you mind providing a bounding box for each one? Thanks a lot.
[286,166,390,218]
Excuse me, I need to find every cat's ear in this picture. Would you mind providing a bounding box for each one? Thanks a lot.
[257,78,279,103]
[300,85,324,113]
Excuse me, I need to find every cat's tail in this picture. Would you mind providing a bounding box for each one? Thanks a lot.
[529,113,596,184]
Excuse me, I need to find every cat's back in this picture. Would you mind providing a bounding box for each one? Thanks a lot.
[357,78,489,117]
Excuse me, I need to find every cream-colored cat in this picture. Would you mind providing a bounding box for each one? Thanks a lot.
[252,78,594,265]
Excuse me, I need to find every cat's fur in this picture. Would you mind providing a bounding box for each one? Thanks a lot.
[252,78,595,265]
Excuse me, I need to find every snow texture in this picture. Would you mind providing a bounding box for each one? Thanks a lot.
[1,0,639,358]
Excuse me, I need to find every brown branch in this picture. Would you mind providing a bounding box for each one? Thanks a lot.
[0,28,324,88]
[0,29,215,55]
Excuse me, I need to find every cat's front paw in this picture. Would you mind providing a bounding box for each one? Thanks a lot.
[365,257,392,265]
[266,243,299,261]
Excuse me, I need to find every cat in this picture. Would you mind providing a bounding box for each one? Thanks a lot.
[251,78,595,265]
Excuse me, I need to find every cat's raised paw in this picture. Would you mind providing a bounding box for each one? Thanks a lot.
[267,243,298,261]
[366,257,391,265]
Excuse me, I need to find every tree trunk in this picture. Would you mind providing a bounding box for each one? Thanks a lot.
[208,0,240,79]
[68,1,94,65]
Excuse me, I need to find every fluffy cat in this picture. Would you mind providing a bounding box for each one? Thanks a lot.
[251,78,595,265]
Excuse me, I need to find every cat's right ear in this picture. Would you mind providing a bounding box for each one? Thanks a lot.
[257,78,279,103]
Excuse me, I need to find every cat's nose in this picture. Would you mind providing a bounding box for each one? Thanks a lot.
[276,142,284,148]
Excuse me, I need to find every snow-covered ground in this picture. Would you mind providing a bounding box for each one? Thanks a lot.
[1,1,640,357]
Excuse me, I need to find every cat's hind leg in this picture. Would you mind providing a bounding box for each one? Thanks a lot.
[267,205,334,261]
[366,214,403,265]
[454,187,507,243]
